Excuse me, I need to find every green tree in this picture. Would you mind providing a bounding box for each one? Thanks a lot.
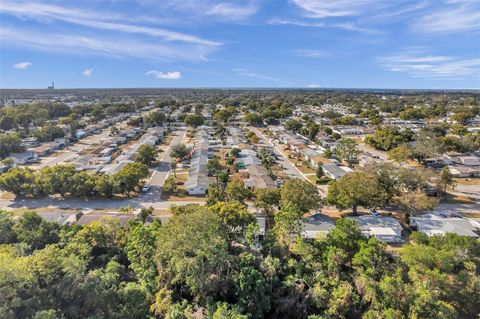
[33,124,65,142]
[213,303,248,319]
[13,211,60,251]
[209,201,255,241]
[316,163,324,181]
[162,176,177,194]
[225,180,251,203]
[284,119,303,133]
[169,160,177,177]
[171,144,190,160]
[207,158,224,177]
[274,203,305,246]
[280,179,321,213]
[145,111,167,125]
[0,167,37,196]
[440,166,456,194]
[135,144,157,165]
[206,183,226,205]
[126,221,161,294]
[365,126,410,151]
[387,145,412,164]
[234,254,271,318]
[94,174,114,198]
[37,165,77,197]
[156,206,229,301]
[335,138,359,165]
[0,134,25,158]
[0,116,15,131]
[244,112,263,126]
[113,162,149,196]
[326,172,386,214]
[184,114,205,128]
[254,188,280,216]
[0,210,17,244]
[138,206,154,224]
[214,109,233,124]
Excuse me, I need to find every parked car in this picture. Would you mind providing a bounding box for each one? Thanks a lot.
[142,185,151,193]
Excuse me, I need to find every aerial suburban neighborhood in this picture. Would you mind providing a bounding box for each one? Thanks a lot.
[2,0,480,315]
[0,88,479,318]
[3,89,479,239]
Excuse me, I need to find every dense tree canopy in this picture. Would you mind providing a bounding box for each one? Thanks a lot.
[0,200,478,319]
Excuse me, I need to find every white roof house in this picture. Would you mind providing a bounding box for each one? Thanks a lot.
[10,151,38,165]
[186,131,214,195]
[322,164,353,180]
[348,215,404,243]
[410,214,479,237]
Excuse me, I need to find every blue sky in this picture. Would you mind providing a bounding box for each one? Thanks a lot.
[1,0,479,89]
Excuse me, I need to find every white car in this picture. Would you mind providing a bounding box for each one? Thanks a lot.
[142,185,151,193]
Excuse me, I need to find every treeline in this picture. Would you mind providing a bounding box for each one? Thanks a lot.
[0,163,149,198]
[366,125,480,159]
[0,194,478,318]
[0,134,25,158]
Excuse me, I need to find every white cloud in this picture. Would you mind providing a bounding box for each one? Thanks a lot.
[1,27,214,62]
[413,2,480,34]
[156,0,258,22]
[82,68,93,76]
[292,0,380,18]
[379,50,480,79]
[268,18,379,34]
[13,62,32,69]
[308,83,320,88]
[295,49,328,58]
[0,1,219,46]
[207,2,258,20]
[268,18,326,27]
[0,1,220,62]
[145,70,182,79]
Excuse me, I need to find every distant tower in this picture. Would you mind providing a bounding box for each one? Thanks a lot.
[47,81,55,89]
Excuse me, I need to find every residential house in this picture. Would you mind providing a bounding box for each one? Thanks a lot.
[322,164,353,180]
[10,151,39,165]
[186,131,214,195]
[411,213,480,237]
[348,215,404,243]
[302,214,335,238]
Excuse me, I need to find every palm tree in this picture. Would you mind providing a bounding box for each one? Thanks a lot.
[170,160,177,177]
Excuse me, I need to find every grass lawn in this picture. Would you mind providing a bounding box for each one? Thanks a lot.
[441,193,476,204]
[306,175,317,184]
[161,194,206,202]
[298,165,316,174]
[152,209,171,215]
[455,178,480,186]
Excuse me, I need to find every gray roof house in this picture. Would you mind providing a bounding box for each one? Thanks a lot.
[10,151,38,165]
[186,132,214,195]
[410,214,480,237]
[348,215,404,243]
[322,164,353,180]
[38,212,77,225]
[302,214,335,239]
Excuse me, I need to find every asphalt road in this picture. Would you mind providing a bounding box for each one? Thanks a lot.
[141,128,186,201]
[249,126,310,182]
